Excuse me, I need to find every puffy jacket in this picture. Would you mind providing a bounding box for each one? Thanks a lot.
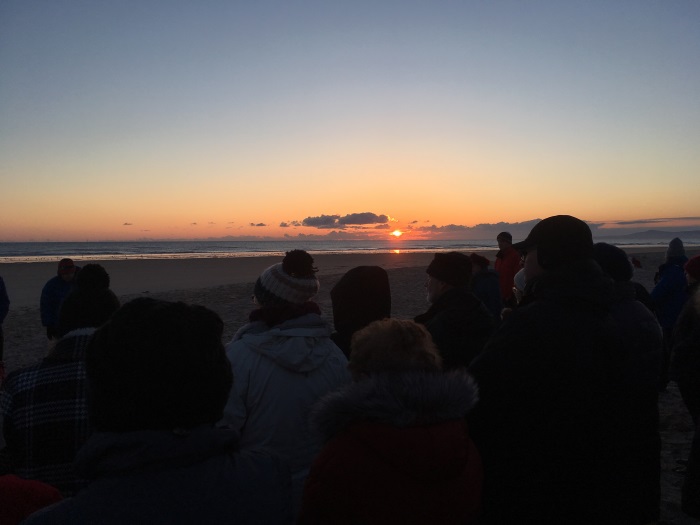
[299,371,482,525]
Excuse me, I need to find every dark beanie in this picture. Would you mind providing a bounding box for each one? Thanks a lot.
[592,243,633,282]
[426,252,472,287]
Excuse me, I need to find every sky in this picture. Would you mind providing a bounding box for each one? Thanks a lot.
[1,1,699,242]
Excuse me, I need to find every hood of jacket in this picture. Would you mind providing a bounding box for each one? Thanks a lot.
[232,312,337,373]
[75,426,239,479]
[311,371,478,483]
[414,286,485,325]
[312,370,478,438]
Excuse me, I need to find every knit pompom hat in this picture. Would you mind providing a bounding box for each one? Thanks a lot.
[667,237,686,259]
[254,250,320,306]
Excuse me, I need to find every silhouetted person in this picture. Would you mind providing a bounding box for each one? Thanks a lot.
[470,215,650,524]
[24,298,292,524]
[468,253,502,322]
[1,264,119,496]
[415,252,495,369]
[40,259,79,340]
[299,319,482,525]
[494,232,521,306]
[221,250,349,516]
[330,265,391,358]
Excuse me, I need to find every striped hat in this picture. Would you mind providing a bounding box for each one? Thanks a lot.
[254,262,320,306]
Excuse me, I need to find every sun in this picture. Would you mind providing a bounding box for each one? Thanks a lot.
[390,230,403,237]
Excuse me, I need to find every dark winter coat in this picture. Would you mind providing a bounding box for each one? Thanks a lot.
[651,257,689,329]
[469,259,652,524]
[415,287,495,370]
[23,428,293,525]
[39,276,75,330]
[298,371,482,525]
[604,279,664,523]
[470,270,503,322]
[672,284,700,422]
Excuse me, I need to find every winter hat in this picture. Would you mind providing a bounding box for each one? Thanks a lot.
[426,252,472,287]
[592,242,633,282]
[469,253,490,270]
[685,255,700,282]
[254,250,320,306]
[512,215,593,269]
[667,237,686,259]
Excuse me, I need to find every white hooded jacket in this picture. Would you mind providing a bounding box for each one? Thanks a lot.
[221,312,350,511]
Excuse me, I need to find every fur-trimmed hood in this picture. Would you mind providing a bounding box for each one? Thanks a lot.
[311,370,478,441]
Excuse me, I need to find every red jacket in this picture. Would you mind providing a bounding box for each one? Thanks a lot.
[495,247,521,302]
[298,371,482,525]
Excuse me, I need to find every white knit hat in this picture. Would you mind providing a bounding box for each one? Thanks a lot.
[254,262,320,305]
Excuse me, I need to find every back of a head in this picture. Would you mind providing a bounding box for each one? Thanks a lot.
[254,249,320,306]
[57,264,119,335]
[513,215,593,270]
[667,237,686,260]
[86,297,232,433]
[331,266,391,334]
[426,251,472,287]
[348,318,442,379]
[592,243,633,282]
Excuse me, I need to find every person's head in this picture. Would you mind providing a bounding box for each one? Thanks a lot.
[592,243,633,282]
[425,252,471,303]
[348,318,442,380]
[513,215,593,281]
[468,253,490,274]
[667,237,686,260]
[57,258,77,282]
[57,263,119,336]
[331,266,390,335]
[253,249,319,307]
[685,255,700,285]
[496,232,513,251]
[86,297,232,432]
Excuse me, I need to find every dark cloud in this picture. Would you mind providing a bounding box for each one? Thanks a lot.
[410,220,418,224]
[122,222,133,226]
[338,212,388,225]
[190,222,198,226]
[280,222,290,227]
[250,222,267,227]
[302,214,341,228]
[280,221,301,227]
[374,224,391,229]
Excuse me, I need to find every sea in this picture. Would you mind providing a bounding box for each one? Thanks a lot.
[1,234,698,263]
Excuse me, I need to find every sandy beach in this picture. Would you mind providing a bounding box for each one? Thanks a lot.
[1,247,698,523]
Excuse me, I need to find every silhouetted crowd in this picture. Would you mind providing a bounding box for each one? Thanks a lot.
[1,214,699,524]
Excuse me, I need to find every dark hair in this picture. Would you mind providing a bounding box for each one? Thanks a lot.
[75,263,110,290]
[57,264,119,336]
[86,298,232,432]
[592,243,633,282]
[331,266,391,335]
[282,249,317,277]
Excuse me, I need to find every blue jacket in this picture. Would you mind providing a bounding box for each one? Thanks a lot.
[23,428,293,524]
[40,276,75,328]
[651,258,688,329]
